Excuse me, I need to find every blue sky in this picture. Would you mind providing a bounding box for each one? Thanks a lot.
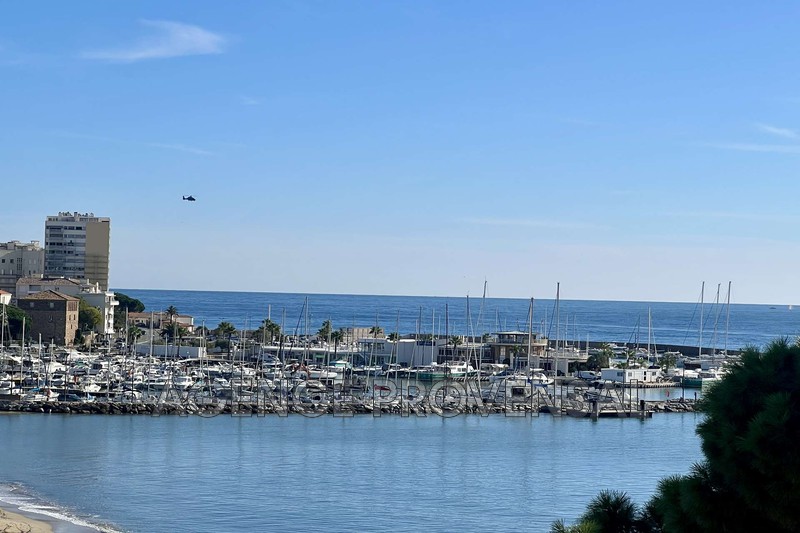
[2,1,800,304]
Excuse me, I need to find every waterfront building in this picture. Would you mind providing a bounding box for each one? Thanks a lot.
[0,240,44,297]
[16,277,119,337]
[127,311,195,332]
[44,212,111,290]
[487,331,549,369]
[18,290,80,346]
[0,289,10,305]
[600,367,663,384]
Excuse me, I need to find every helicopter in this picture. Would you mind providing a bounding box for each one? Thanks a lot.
[182,195,196,202]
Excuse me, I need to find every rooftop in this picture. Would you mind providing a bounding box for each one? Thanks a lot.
[17,277,82,286]
[19,290,80,302]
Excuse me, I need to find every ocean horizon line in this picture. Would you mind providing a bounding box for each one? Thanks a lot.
[110,287,787,308]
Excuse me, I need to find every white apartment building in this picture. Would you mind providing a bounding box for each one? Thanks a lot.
[44,212,111,290]
[0,240,44,297]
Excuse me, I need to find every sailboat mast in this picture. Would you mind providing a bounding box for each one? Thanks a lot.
[554,282,560,376]
[724,281,731,357]
[699,281,704,358]
[527,297,533,376]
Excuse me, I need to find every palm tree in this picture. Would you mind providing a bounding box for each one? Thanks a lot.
[165,305,178,325]
[330,329,345,358]
[387,332,400,342]
[128,326,144,344]
[550,519,600,533]
[369,326,383,337]
[262,319,281,343]
[579,490,638,533]
[317,320,333,340]
[216,321,237,356]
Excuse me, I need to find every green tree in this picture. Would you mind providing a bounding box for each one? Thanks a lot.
[652,338,800,532]
[587,346,611,370]
[659,352,677,373]
[261,319,281,343]
[78,299,102,332]
[216,321,237,355]
[216,321,236,338]
[450,335,463,347]
[317,320,333,340]
[369,325,384,337]
[115,292,145,313]
[330,328,345,357]
[3,305,30,341]
[550,520,599,533]
[580,490,639,533]
[165,305,178,324]
[113,292,145,330]
[387,332,400,342]
[562,338,800,533]
[161,324,189,343]
[128,326,144,343]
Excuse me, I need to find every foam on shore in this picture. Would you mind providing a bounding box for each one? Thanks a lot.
[0,484,123,533]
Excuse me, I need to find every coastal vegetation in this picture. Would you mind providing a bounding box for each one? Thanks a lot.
[254,319,282,344]
[113,292,145,330]
[78,298,102,332]
[2,305,30,339]
[553,338,800,532]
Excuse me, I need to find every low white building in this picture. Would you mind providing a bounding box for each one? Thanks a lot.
[0,289,11,306]
[600,367,663,383]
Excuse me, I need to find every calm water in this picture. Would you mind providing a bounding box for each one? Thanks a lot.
[118,289,800,350]
[1,290,769,531]
[0,413,702,532]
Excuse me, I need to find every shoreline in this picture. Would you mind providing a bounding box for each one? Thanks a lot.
[0,486,118,533]
[0,506,53,533]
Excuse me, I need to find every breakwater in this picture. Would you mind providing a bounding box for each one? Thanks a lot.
[0,397,697,417]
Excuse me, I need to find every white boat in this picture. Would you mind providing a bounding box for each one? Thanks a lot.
[22,388,59,402]
[529,370,555,387]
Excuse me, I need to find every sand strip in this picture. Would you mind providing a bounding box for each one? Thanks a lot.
[0,507,53,533]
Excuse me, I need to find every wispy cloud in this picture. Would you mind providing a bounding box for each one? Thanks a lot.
[704,142,800,155]
[460,217,603,230]
[53,131,215,156]
[82,20,225,62]
[755,123,800,140]
[239,95,260,106]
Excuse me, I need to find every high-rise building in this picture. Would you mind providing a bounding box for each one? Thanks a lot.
[0,240,44,297]
[44,212,111,290]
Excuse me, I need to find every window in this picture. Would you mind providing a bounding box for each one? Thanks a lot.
[29,302,34,308]
[49,302,54,309]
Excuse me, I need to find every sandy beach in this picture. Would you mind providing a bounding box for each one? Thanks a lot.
[0,507,53,533]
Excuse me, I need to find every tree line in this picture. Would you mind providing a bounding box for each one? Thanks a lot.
[553,338,800,532]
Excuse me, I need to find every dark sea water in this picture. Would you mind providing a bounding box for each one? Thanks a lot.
[118,289,800,350]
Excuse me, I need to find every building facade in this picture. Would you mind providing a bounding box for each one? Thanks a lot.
[44,212,111,290]
[16,277,118,337]
[18,290,80,346]
[0,241,44,297]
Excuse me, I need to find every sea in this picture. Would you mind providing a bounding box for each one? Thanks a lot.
[1,290,797,532]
